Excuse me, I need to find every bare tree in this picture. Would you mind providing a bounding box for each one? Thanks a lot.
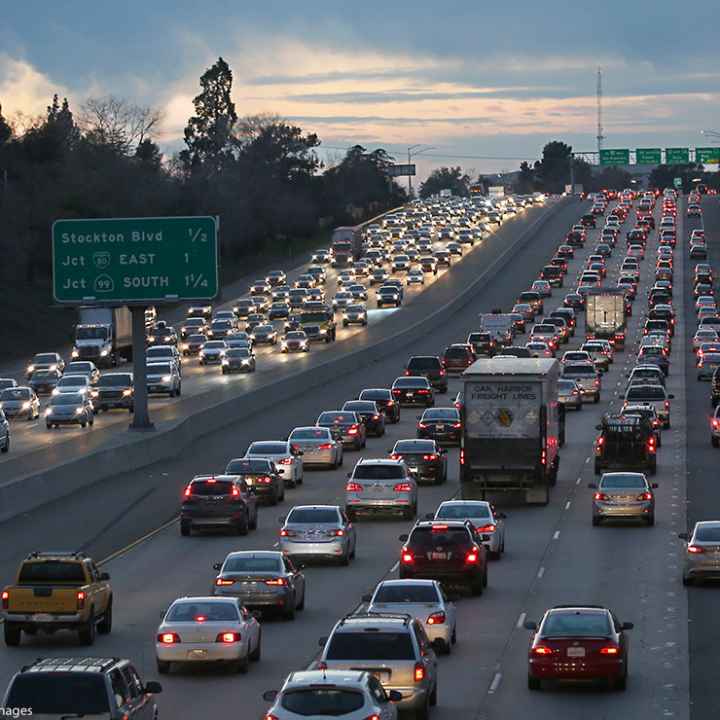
[79,96,162,154]
[234,113,281,145]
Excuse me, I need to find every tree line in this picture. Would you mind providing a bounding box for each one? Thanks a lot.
[0,57,407,294]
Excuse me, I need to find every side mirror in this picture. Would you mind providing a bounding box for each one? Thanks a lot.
[361,593,372,603]
[595,424,602,430]
[678,532,689,540]
[621,622,634,631]
[416,415,421,420]
[587,482,597,489]
[346,472,352,478]
[668,394,675,399]
[278,516,286,524]
[99,572,110,581]
[388,689,403,703]
[399,534,409,542]
[424,513,434,520]
[144,681,162,694]
[213,562,222,571]
[651,482,658,489]
[497,512,507,520]
[318,636,328,647]
[262,690,278,702]
[523,620,538,631]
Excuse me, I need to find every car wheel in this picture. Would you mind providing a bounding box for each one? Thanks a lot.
[250,629,262,661]
[528,675,541,691]
[234,653,249,674]
[416,693,431,720]
[270,490,279,506]
[180,520,191,536]
[429,682,438,706]
[347,509,357,523]
[98,601,113,635]
[78,616,96,646]
[237,512,249,536]
[682,575,692,586]
[594,393,600,403]
[3,623,21,647]
[470,576,483,596]
[80,421,87,429]
[592,515,601,527]
[712,437,719,448]
[283,600,296,621]
[340,550,350,566]
[646,513,655,527]
[156,660,171,675]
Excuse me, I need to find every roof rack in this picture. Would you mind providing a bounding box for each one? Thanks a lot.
[26,551,87,560]
[23,657,120,673]
[341,612,412,626]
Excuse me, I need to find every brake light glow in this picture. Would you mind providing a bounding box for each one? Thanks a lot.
[460,448,465,465]
[279,529,295,537]
[452,422,462,428]
[688,545,704,554]
[637,492,653,501]
[594,492,609,501]
[422,454,438,461]
[665,401,670,410]
[158,632,180,644]
[1,591,8,610]
[279,457,293,465]
[346,481,363,492]
[265,578,287,586]
[318,443,333,450]
[417,389,430,395]
[215,578,235,586]
[474,524,496,534]
[183,485,192,498]
[532,645,553,656]
[465,549,479,564]
[394,482,413,492]
[418,422,428,429]
[231,486,240,497]
[257,476,272,484]
[427,612,446,625]
[217,632,241,643]
[414,663,425,682]
[76,591,86,610]
[599,646,620,655]
[401,549,414,564]
[540,448,547,465]
[392,389,402,396]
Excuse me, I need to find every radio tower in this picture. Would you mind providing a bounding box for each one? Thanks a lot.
[596,67,605,155]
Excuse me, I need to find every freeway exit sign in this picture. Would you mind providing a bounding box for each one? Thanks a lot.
[696,147,720,164]
[52,216,219,304]
[665,147,689,165]
[599,149,630,166]
[635,148,662,165]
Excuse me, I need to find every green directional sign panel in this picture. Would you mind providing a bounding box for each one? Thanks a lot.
[696,147,720,164]
[599,149,630,166]
[673,177,683,189]
[52,216,219,304]
[635,148,662,165]
[665,147,689,165]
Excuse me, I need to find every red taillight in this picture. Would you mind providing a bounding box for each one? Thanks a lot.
[439,369,446,376]
[217,632,241,643]
[688,545,704,554]
[540,448,547,465]
[318,443,333,449]
[417,422,428,429]
[404,369,411,375]
[414,662,425,682]
[594,492,609,501]
[279,457,293,465]
[637,492,653,501]
[257,476,272,484]
[452,422,462,428]
[465,549,480,564]
[76,591,86,610]
[474,524,496,534]
[346,481,363,492]
[279,528,295,537]
[363,715,381,720]
[231,486,240,497]
[599,646,620,655]
[158,632,180,644]
[647,437,656,453]
[427,611,446,625]
[532,645,553,656]
[264,714,279,720]
[417,389,430,395]
[183,485,192,498]
[392,389,402,396]
[712,419,719,430]
[401,549,414,564]
[460,448,465,465]
[422,454,438,461]
[394,482,413,492]
[1,590,8,610]
[372,415,380,421]
[215,577,235,586]
[265,578,287,586]
[665,401,670,410]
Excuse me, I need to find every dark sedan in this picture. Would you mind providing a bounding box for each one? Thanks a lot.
[225,457,284,505]
[391,377,434,407]
[390,438,447,484]
[417,407,462,445]
[342,400,386,437]
[358,388,400,423]
[316,411,366,449]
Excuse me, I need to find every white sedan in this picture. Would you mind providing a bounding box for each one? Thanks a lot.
[245,440,304,486]
[433,500,506,558]
[155,597,261,674]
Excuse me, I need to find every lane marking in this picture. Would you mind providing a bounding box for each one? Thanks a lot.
[488,672,502,694]
[390,561,399,573]
[576,477,582,485]
[565,500,572,511]
[553,530,560,540]
[98,516,179,566]
[516,612,527,629]
[537,566,545,579]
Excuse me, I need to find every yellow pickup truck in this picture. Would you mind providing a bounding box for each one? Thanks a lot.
[1,551,112,646]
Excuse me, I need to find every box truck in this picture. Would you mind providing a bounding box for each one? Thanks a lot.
[72,306,132,367]
[585,289,626,349]
[460,358,561,505]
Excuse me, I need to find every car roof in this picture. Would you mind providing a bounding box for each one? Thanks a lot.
[22,657,124,674]
[288,504,340,512]
[225,550,282,559]
[286,669,367,688]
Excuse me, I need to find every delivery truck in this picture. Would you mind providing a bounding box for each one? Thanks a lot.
[460,358,561,505]
[479,312,515,347]
[331,226,364,267]
[72,306,132,367]
[585,288,627,349]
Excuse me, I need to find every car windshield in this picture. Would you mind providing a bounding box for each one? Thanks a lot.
[359,390,390,401]
[59,376,86,387]
[189,480,234,495]
[223,556,281,573]
[99,374,132,386]
[374,584,439,603]
[76,326,108,340]
[18,561,86,583]
[248,442,287,454]
[33,354,58,363]
[354,464,404,480]
[326,631,415,660]
[318,412,354,424]
[204,341,226,349]
[4,674,110,713]
[67,363,93,373]
[225,459,271,474]
[558,380,577,391]
[147,348,171,357]
[290,428,331,440]
[287,508,339,524]
[281,688,365,715]
[227,349,251,358]
[188,334,206,343]
[167,601,239,622]
[394,440,435,454]
[423,409,459,420]
[0,388,31,400]
[542,612,611,637]
[50,395,83,406]
[394,378,428,388]
[147,363,172,374]
[410,527,471,549]
[601,474,647,489]
[286,332,306,340]
[436,503,490,520]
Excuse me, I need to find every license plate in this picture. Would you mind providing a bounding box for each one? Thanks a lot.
[436,424,445,431]
[430,552,448,560]
[407,392,414,397]
[567,647,585,657]
[33,613,54,622]
[189,649,207,659]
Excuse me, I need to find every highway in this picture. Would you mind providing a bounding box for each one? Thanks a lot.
[0,202,558,483]
[0,194,698,719]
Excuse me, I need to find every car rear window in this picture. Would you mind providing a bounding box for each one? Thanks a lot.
[0,388,30,400]
[562,365,595,376]
[542,612,611,637]
[248,442,287,454]
[225,459,271,474]
[5,674,110,713]
[407,357,441,370]
[281,688,365,715]
[394,377,428,388]
[374,584,439,603]
[343,402,376,412]
[223,557,281,573]
[167,601,239,622]
[423,409,459,420]
[18,561,86,584]
[394,441,436,455]
[99,374,132,386]
[189,480,234,495]
[444,347,469,358]
[354,464,404,480]
[318,412,355,424]
[626,387,664,400]
[326,631,415,660]
[435,503,490,520]
[409,526,472,550]
[287,508,339,524]
[600,474,646,489]
[695,526,720,542]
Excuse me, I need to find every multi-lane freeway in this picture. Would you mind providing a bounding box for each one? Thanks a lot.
[1,188,716,719]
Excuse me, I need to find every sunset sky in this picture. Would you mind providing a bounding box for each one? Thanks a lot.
[2,1,718,176]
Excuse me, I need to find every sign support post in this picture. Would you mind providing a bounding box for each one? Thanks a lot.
[129,306,153,431]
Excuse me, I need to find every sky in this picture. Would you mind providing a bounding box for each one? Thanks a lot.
[1,1,718,178]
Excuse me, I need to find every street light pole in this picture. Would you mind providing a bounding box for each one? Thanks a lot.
[406,145,437,198]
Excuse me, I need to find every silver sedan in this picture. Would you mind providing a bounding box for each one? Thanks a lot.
[680,521,720,585]
[287,426,343,469]
[245,440,304,486]
[433,500,506,558]
[155,596,261,674]
[279,505,356,565]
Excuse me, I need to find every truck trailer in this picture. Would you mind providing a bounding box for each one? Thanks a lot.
[585,288,627,349]
[460,358,561,505]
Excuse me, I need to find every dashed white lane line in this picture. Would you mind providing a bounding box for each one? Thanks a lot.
[537,566,545,579]
[516,612,527,629]
[553,530,561,540]
[390,561,399,573]
[576,477,582,485]
[488,672,502,694]
[565,500,572,510]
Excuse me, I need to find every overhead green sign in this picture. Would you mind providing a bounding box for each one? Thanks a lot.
[635,148,662,165]
[696,147,720,164]
[52,216,219,304]
[599,149,630,166]
[665,147,689,165]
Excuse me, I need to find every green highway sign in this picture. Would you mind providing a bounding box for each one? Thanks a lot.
[635,148,662,165]
[599,148,630,166]
[696,147,720,164]
[665,147,689,165]
[52,216,219,304]
[673,177,683,189]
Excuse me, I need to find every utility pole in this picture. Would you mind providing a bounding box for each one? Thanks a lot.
[596,67,605,156]
[406,145,436,197]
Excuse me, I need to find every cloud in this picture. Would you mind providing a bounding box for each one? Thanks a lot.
[0,53,70,119]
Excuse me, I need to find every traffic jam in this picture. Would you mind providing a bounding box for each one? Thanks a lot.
[0,186,711,719]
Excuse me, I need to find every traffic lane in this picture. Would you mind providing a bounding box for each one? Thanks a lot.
[0,200,584,574]
[685,198,719,720]
[0,202,571,483]
[483,201,689,719]
[0,382,468,718]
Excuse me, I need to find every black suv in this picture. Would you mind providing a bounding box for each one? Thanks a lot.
[2,657,161,718]
[390,438,447,484]
[712,368,720,407]
[594,415,657,475]
[225,458,284,506]
[404,356,448,393]
[181,473,260,535]
[467,331,496,357]
[398,520,488,594]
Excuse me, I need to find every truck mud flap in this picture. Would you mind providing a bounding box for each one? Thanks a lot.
[525,486,549,505]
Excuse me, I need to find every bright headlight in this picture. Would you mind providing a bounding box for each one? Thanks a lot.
[100,350,109,357]
[148,336,156,343]
[241,359,251,365]
[122,389,133,397]
[27,365,34,373]
[162,375,172,382]
[281,341,287,348]
[75,407,84,415]
[45,409,52,417]
[49,364,58,371]
[71,349,79,358]
[222,359,229,365]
